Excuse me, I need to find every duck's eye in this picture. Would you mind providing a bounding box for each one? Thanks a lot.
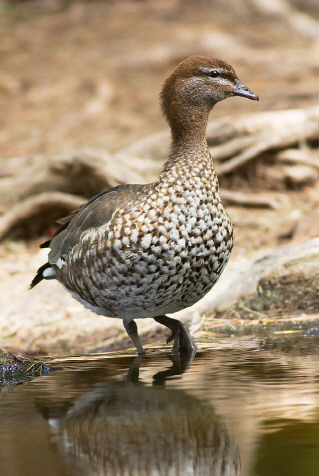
[209,70,220,78]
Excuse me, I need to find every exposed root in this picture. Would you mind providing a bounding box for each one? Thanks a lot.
[0,192,84,240]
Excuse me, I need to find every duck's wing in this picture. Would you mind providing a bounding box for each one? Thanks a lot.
[48,183,146,263]
[30,183,145,288]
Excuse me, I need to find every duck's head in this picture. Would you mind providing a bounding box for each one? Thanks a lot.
[162,55,258,109]
[161,56,258,139]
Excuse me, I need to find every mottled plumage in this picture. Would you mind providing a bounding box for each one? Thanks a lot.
[31,56,258,354]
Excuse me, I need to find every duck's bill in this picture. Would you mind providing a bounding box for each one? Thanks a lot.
[232,78,259,101]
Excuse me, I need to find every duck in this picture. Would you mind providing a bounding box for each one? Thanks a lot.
[31,56,259,354]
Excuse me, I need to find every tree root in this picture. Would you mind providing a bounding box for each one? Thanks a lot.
[0,192,84,241]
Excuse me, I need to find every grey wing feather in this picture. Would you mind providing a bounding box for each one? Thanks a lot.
[48,183,145,265]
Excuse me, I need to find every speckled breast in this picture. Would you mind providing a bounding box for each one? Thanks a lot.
[59,158,233,319]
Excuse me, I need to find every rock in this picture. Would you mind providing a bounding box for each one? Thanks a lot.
[0,349,50,387]
[180,238,319,323]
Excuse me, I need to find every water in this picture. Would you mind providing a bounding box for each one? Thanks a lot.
[1,335,319,476]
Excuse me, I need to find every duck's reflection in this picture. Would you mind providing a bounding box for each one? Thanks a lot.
[37,353,240,476]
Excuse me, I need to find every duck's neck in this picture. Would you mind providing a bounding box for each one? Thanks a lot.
[171,107,210,151]
[159,106,212,181]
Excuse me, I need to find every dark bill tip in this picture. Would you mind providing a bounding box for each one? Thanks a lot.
[232,78,259,101]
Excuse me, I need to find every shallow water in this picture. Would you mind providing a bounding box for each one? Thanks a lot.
[1,334,319,476]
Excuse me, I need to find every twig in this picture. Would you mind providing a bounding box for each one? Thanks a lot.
[220,189,283,209]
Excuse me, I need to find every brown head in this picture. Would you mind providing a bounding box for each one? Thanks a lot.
[161,56,258,145]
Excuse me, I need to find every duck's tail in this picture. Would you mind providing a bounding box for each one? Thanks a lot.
[30,262,56,289]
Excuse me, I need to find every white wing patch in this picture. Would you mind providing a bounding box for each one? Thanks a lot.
[55,257,66,269]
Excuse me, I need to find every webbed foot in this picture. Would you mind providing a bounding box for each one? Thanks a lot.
[154,315,197,354]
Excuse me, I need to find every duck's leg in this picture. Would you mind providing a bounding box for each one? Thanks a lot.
[123,319,145,355]
[154,315,197,354]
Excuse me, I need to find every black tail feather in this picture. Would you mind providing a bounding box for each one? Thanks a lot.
[40,240,51,249]
[30,262,51,289]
